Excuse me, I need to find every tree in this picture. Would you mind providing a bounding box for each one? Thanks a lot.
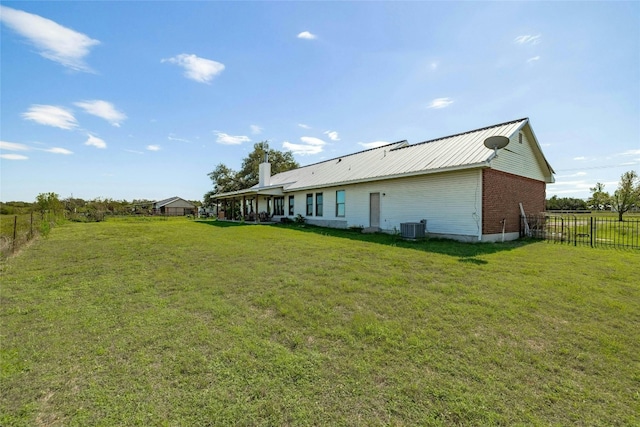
[546,196,588,211]
[206,163,244,196]
[587,182,610,211]
[35,192,62,216]
[205,141,299,202]
[237,141,298,188]
[63,197,86,214]
[611,170,640,221]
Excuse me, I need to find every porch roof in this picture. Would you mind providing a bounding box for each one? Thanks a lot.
[212,184,287,200]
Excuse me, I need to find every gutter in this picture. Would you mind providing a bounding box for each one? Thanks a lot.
[285,162,490,193]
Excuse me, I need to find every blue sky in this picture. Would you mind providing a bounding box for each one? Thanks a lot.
[1,1,638,203]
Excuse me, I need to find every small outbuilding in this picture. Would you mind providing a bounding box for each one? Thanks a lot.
[212,117,554,242]
[152,197,196,216]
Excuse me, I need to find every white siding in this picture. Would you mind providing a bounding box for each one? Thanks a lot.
[491,127,549,182]
[286,169,482,239]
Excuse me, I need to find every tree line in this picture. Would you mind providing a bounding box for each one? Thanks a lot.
[1,194,202,221]
[547,170,639,221]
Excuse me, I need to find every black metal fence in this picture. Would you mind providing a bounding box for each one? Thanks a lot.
[521,214,640,249]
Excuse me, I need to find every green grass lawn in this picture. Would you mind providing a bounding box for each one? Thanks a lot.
[1,217,638,426]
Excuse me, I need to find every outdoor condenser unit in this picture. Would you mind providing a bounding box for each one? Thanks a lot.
[400,222,426,239]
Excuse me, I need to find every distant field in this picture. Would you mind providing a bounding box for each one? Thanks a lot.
[1,217,638,425]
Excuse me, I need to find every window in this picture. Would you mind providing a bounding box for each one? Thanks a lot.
[274,197,284,216]
[336,190,345,217]
[519,132,523,144]
[288,196,294,216]
[306,194,313,216]
[316,193,323,217]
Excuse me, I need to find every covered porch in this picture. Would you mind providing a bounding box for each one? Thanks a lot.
[212,186,285,223]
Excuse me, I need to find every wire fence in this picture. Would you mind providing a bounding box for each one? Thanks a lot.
[0,213,62,259]
[522,214,640,249]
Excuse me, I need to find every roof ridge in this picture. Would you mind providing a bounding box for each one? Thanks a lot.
[288,140,408,171]
[154,196,182,205]
[404,117,529,150]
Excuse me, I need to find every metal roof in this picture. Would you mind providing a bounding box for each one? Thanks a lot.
[214,117,554,198]
[153,196,194,208]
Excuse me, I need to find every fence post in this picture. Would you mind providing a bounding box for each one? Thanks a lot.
[12,215,17,253]
[574,216,577,246]
[590,217,594,248]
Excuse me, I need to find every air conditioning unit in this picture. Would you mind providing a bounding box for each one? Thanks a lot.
[400,222,426,239]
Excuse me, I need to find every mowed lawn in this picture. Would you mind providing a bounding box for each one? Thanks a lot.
[1,218,638,426]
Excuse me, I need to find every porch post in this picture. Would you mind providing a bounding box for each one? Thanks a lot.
[242,196,246,219]
[255,194,259,222]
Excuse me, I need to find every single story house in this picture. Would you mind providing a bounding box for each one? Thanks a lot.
[212,117,554,242]
[152,197,196,216]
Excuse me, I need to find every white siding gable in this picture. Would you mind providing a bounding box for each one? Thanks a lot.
[490,124,553,182]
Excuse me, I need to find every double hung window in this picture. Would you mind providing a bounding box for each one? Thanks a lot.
[306,194,313,216]
[288,196,294,215]
[336,190,345,217]
[316,193,323,217]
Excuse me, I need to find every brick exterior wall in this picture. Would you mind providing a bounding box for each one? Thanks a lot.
[482,169,546,235]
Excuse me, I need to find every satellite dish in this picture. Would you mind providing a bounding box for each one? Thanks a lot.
[484,136,509,150]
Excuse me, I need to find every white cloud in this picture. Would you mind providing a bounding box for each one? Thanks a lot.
[300,136,326,146]
[250,125,263,135]
[618,149,640,157]
[430,61,438,71]
[283,142,323,155]
[44,147,73,155]
[527,56,541,63]
[85,134,106,149]
[22,105,78,130]
[168,134,190,143]
[0,141,30,151]
[324,130,340,141]
[358,141,389,149]
[162,53,225,84]
[146,145,161,151]
[514,34,541,45]
[0,5,99,72]
[573,156,587,161]
[297,31,317,40]
[0,140,72,155]
[427,97,454,109]
[125,149,144,155]
[283,136,326,155]
[0,153,28,160]
[214,132,250,145]
[298,123,311,129]
[74,100,126,127]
